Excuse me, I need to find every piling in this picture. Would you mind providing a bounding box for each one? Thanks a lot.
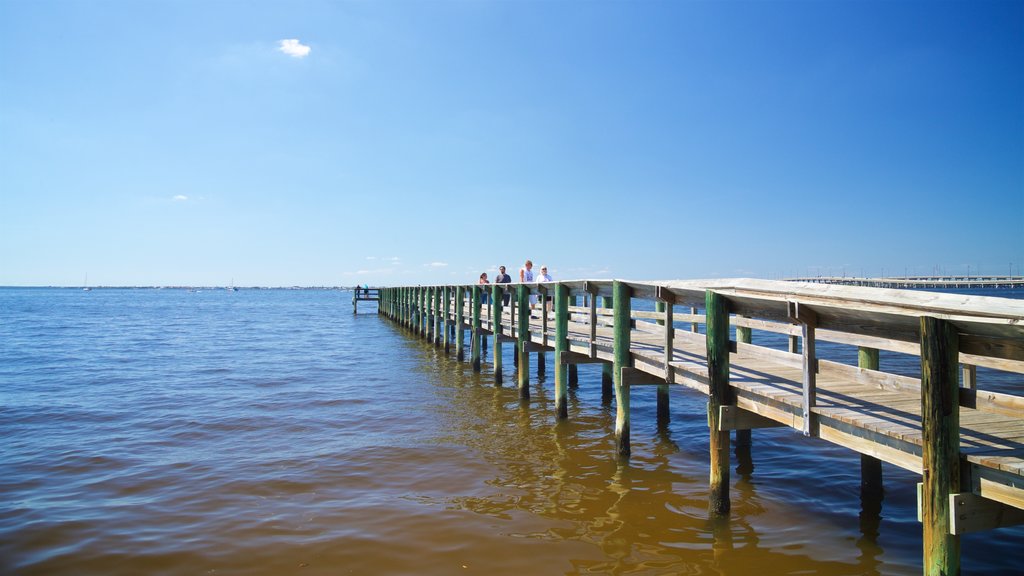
[735,321,753,449]
[471,285,482,372]
[705,290,731,515]
[554,282,569,419]
[655,300,671,427]
[433,286,442,345]
[420,287,427,338]
[920,316,960,576]
[455,286,466,361]
[492,284,503,385]
[601,294,614,402]
[613,281,632,458]
[858,347,884,500]
[443,286,451,353]
[517,284,530,399]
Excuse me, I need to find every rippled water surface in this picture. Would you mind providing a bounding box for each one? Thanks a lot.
[1,287,1020,575]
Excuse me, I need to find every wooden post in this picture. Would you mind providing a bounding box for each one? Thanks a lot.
[789,302,818,437]
[455,286,466,361]
[427,287,435,343]
[567,289,578,387]
[420,287,428,338]
[554,282,569,419]
[654,300,671,426]
[433,286,442,345]
[493,284,503,385]
[538,287,547,375]
[858,347,884,500]
[961,364,976,389]
[443,286,451,353]
[511,292,519,369]
[735,321,752,448]
[471,285,482,372]
[705,290,732,515]
[517,284,530,399]
[403,288,410,327]
[613,281,632,458]
[920,316,960,576]
[601,295,614,403]
[409,287,414,328]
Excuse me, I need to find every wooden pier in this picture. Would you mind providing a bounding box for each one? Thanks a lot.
[351,287,380,313]
[787,275,1024,290]
[375,279,1024,575]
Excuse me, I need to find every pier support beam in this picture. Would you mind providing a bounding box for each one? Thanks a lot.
[858,347,884,500]
[601,295,614,403]
[517,284,531,399]
[554,282,569,420]
[706,290,732,516]
[735,322,752,449]
[455,286,466,361]
[471,285,482,372]
[426,287,434,343]
[420,287,427,338]
[613,281,632,458]
[493,284,503,385]
[443,286,451,353]
[568,294,578,389]
[920,316,960,576]
[433,286,442,345]
[654,300,671,427]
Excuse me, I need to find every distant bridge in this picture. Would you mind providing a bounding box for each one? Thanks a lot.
[785,275,1024,289]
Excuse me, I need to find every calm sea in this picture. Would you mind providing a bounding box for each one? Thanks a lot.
[1,287,1021,575]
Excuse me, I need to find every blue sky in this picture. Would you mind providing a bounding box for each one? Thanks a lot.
[1,0,1021,287]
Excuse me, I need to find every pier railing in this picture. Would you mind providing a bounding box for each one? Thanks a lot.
[351,287,380,313]
[376,278,1024,575]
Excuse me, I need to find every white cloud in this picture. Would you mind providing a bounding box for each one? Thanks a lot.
[426,262,448,268]
[172,195,189,201]
[278,39,311,58]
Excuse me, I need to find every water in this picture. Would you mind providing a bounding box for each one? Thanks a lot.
[1,287,1020,575]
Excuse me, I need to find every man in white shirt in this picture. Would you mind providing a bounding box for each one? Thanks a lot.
[519,260,537,309]
[536,265,553,311]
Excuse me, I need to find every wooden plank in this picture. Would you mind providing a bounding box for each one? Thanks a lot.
[973,464,1024,510]
[959,388,1024,419]
[949,492,1024,534]
[621,366,664,386]
[818,425,923,473]
[718,405,785,430]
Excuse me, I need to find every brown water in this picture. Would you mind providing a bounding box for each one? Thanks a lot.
[1,288,1019,575]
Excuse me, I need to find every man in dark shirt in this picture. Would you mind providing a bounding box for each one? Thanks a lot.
[495,265,512,305]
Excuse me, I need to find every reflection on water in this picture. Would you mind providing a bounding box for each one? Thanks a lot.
[0,289,1020,575]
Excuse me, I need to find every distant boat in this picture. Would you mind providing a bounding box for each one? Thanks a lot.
[226,279,238,292]
[83,274,92,291]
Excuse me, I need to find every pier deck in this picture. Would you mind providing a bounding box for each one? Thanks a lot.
[377,279,1024,573]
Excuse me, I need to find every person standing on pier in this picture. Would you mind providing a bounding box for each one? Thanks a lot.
[495,265,512,306]
[520,260,537,309]
[536,265,553,311]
